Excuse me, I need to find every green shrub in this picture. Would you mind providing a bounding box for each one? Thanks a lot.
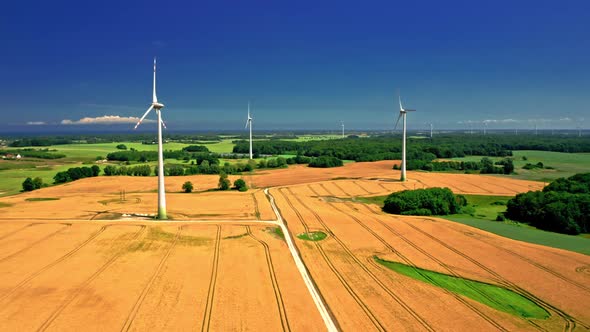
[233,179,248,192]
[182,181,193,193]
[218,172,231,190]
[309,156,343,168]
[383,187,462,216]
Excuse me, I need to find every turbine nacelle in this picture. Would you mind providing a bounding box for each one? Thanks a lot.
[152,102,165,109]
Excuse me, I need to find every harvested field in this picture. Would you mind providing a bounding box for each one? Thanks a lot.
[272,182,590,331]
[0,160,587,331]
[251,161,544,195]
[0,221,324,331]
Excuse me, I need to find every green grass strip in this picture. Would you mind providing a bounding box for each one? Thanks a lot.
[25,197,60,202]
[297,231,327,241]
[374,256,549,319]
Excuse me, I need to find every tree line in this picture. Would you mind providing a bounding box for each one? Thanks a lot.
[53,165,101,184]
[233,134,590,162]
[506,173,590,235]
[399,157,514,174]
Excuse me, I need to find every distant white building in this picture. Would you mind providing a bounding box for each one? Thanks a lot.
[15,154,21,159]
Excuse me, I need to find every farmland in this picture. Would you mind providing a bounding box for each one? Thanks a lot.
[0,160,588,331]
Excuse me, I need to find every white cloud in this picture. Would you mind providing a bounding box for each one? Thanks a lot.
[61,115,156,125]
[26,121,46,125]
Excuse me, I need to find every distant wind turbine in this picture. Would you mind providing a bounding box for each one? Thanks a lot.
[430,123,433,139]
[134,57,168,219]
[245,102,253,159]
[341,121,345,138]
[394,91,416,182]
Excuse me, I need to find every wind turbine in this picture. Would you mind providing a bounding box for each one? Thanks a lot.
[483,122,487,135]
[341,121,345,138]
[134,58,168,220]
[394,91,416,182]
[245,102,253,159]
[430,123,433,139]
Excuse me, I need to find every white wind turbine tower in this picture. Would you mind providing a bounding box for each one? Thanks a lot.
[341,121,345,138]
[430,123,433,139]
[134,58,168,220]
[394,91,416,182]
[245,102,253,159]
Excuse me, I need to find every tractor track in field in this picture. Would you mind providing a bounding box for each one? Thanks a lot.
[316,183,509,332]
[246,225,291,332]
[277,188,386,331]
[120,226,183,332]
[0,225,109,302]
[404,218,585,332]
[303,184,437,331]
[361,203,585,332]
[0,223,36,241]
[36,225,147,332]
[0,223,71,264]
[200,225,221,332]
[439,208,590,295]
[351,181,374,195]
[375,182,392,193]
[351,200,552,332]
[252,193,261,220]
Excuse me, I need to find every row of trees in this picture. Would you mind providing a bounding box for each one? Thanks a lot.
[53,165,100,184]
[233,135,590,163]
[104,165,152,176]
[1,149,66,159]
[506,173,590,235]
[22,177,45,191]
[383,187,467,216]
[396,157,514,175]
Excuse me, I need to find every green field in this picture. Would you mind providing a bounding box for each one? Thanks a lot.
[197,139,235,154]
[449,150,590,182]
[444,194,590,255]
[357,193,590,255]
[4,142,192,162]
[374,257,549,319]
[0,164,79,196]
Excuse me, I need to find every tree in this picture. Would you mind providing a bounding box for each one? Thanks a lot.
[53,171,71,184]
[32,177,43,189]
[103,165,117,176]
[233,179,248,192]
[91,165,101,177]
[182,181,194,193]
[22,177,35,191]
[116,144,127,150]
[218,172,231,190]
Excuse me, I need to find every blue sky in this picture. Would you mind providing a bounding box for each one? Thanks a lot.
[1,0,589,131]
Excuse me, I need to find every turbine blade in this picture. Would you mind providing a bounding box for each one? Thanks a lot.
[398,89,403,111]
[134,105,154,129]
[394,113,402,130]
[405,109,416,112]
[245,119,249,129]
[161,118,167,129]
[153,57,157,103]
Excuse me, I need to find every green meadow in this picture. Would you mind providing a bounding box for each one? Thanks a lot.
[450,150,590,182]
[374,257,549,319]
